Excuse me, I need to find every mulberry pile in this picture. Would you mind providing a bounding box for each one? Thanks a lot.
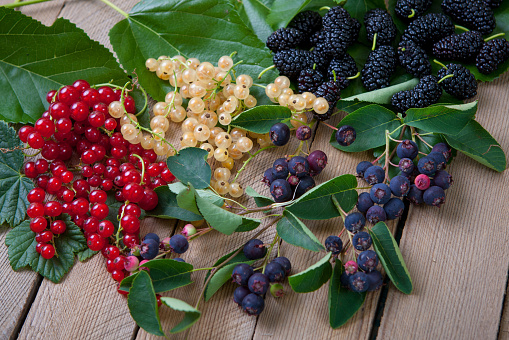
[476,38,509,75]
[432,31,485,62]
[437,64,477,99]
[361,46,397,91]
[395,0,432,22]
[364,8,397,46]
[441,0,496,35]
[401,13,455,49]
[391,75,442,113]
[398,40,432,78]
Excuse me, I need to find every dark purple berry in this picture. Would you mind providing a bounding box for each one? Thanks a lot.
[352,231,372,251]
[423,186,445,207]
[406,184,424,204]
[432,170,453,190]
[232,263,254,286]
[357,250,379,272]
[366,270,383,291]
[262,168,274,186]
[431,142,452,162]
[270,123,290,146]
[340,272,351,287]
[363,165,385,185]
[288,156,310,177]
[248,273,270,295]
[417,156,437,176]
[389,175,410,197]
[366,205,387,224]
[272,158,289,179]
[307,150,328,173]
[384,197,405,219]
[348,272,369,292]
[270,179,293,202]
[169,234,189,254]
[397,140,418,160]
[369,183,392,204]
[295,175,315,197]
[335,125,356,146]
[264,262,285,283]
[143,232,160,244]
[356,161,373,177]
[357,192,374,213]
[325,235,343,254]
[242,293,265,315]
[344,212,366,233]
[243,239,267,260]
[272,257,291,275]
[398,158,415,174]
[428,151,446,171]
[140,238,159,260]
[296,125,312,140]
[233,286,251,306]
[287,175,300,187]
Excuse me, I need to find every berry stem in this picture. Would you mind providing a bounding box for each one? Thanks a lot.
[485,32,505,42]
[229,51,238,58]
[97,0,129,18]
[319,6,331,11]
[131,154,146,185]
[321,121,338,131]
[233,145,276,182]
[372,150,386,165]
[383,129,391,182]
[408,9,415,18]
[437,74,454,84]
[346,231,356,261]
[355,186,372,190]
[3,0,52,8]
[413,132,433,148]
[331,196,347,222]
[251,83,267,89]
[115,200,129,247]
[371,33,377,51]
[290,141,305,158]
[387,134,402,143]
[257,65,275,79]
[134,82,148,117]
[346,72,360,80]
[433,59,448,70]
[260,233,280,273]
[454,25,470,32]
[208,185,248,210]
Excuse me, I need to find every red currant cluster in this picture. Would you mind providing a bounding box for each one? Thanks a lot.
[18,80,175,285]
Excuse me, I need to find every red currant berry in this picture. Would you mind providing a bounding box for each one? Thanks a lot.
[51,164,67,177]
[72,197,90,215]
[128,143,144,155]
[83,216,99,233]
[142,149,157,163]
[117,283,129,295]
[57,142,73,161]
[19,126,35,143]
[37,175,50,190]
[104,118,117,131]
[82,88,100,107]
[113,89,122,101]
[92,163,105,175]
[151,177,166,188]
[98,220,114,238]
[30,216,48,233]
[98,87,115,104]
[119,203,142,219]
[34,118,55,138]
[146,163,162,177]
[156,294,162,307]
[36,242,44,254]
[111,270,125,282]
[88,111,105,128]
[115,190,125,202]
[91,203,109,220]
[81,165,93,177]
[41,140,60,160]
[49,102,71,119]
[38,230,53,243]
[41,111,51,119]
[72,79,90,92]
[101,179,113,191]
[93,102,108,114]
[62,202,72,214]
[87,233,105,251]
[161,168,176,182]
[46,177,63,194]
[121,214,140,234]
[73,179,90,198]
[124,95,136,113]
[122,234,140,248]
[104,245,120,260]
[111,256,126,271]
[85,127,101,143]
[122,183,144,203]
[46,90,57,104]
[89,189,107,204]
[41,244,56,259]
[44,201,62,217]
[27,187,46,203]
[50,220,66,234]
[24,162,38,179]
[60,171,74,184]
[35,159,49,174]
[55,117,72,133]
[138,188,159,211]
[122,169,141,185]
[90,144,106,161]
[111,146,127,160]
[81,150,97,164]
[106,259,114,272]
[27,132,45,149]
[87,175,102,187]
[57,85,79,105]
[73,214,87,228]
[106,157,120,167]
[27,202,44,218]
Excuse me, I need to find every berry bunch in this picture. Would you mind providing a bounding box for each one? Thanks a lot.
[231,239,292,316]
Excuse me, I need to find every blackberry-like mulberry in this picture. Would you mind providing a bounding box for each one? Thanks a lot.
[327,54,358,88]
[298,68,324,93]
[289,10,323,49]
[484,0,503,8]
[266,28,305,53]
[315,21,360,57]
[437,64,477,100]
[364,8,397,46]
[322,6,354,30]
[432,31,484,62]
[361,46,397,91]
[273,49,313,80]
[401,13,455,49]
[398,40,431,78]
[313,80,341,121]
[476,38,509,75]
[391,75,442,113]
[395,0,432,22]
[442,0,495,35]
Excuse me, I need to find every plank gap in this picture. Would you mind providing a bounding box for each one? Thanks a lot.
[10,274,43,340]
[131,325,140,340]
[496,263,509,339]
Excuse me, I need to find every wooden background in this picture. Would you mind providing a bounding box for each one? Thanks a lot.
[1,1,508,339]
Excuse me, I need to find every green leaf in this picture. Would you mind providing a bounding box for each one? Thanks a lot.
[230,105,292,134]
[369,222,412,294]
[0,121,33,227]
[286,174,358,220]
[403,101,477,135]
[109,0,275,104]
[140,259,194,293]
[328,262,366,328]
[245,186,274,207]
[233,0,274,42]
[77,248,98,262]
[443,120,506,172]
[277,211,325,252]
[166,148,212,190]
[128,270,164,336]
[340,78,419,105]
[235,217,262,232]
[205,260,255,301]
[160,297,201,333]
[147,186,203,221]
[343,0,387,22]
[176,183,200,215]
[288,252,333,293]
[6,214,87,283]
[266,0,338,29]
[329,104,401,152]
[0,8,127,124]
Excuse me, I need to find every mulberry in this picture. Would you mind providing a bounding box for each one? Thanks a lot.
[298,68,324,93]
[266,28,305,53]
[441,0,495,35]
[401,13,455,49]
[289,10,323,48]
[364,8,397,46]
[398,40,432,78]
[484,0,503,9]
[476,38,509,74]
[391,75,442,113]
[432,31,485,62]
[272,49,313,80]
[437,64,477,99]
[313,80,341,121]
[395,0,432,22]
[361,46,397,91]
[327,54,358,88]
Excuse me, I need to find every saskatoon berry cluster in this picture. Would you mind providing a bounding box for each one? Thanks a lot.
[230,239,292,316]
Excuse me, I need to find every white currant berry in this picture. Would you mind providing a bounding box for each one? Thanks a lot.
[182,118,198,133]
[278,94,290,107]
[180,84,191,99]
[150,116,170,132]
[215,132,232,149]
[301,92,317,109]
[196,62,215,80]
[236,137,253,153]
[228,143,243,160]
[313,97,329,115]
[215,180,229,195]
[186,57,200,70]
[200,143,214,159]
[236,74,253,88]
[165,91,183,106]
[194,124,211,141]
[234,84,250,100]
[145,58,158,72]
[221,157,234,170]
[188,97,205,113]
[218,55,233,71]
[228,182,243,197]
[218,112,232,125]
[214,167,231,181]
[170,105,186,122]
[274,75,290,89]
[121,123,137,140]
[244,95,257,108]
[289,94,306,111]
[120,113,137,126]
[265,83,281,99]
[291,112,307,128]
[153,102,168,116]
[154,141,170,156]
[141,134,155,150]
[108,101,125,118]
[230,128,246,142]
[208,127,224,146]
[214,148,229,162]
[180,132,197,147]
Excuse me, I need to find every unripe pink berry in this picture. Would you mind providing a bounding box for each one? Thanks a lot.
[415,174,430,190]
[161,237,171,251]
[182,223,197,237]
[124,256,140,272]
[344,260,358,275]
[139,259,149,271]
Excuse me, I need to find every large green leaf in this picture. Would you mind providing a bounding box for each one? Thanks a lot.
[160,297,201,333]
[277,211,325,252]
[128,271,164,336]
[176,184,200,215]
[109,0,274,104]
[286,174,358,220]
[0,8,127,124]
[166,148,212,190]
[340,78,419,105]
[233,0,274,42]
[204,260,254,301]
[443,120,506,172]
[147,186,203,221]
[245,186,274,207]
[369,222,412,295]
[0,121,33,227]
[288,252,333,293]
[230,105,292,133]
[328,262,366,328]
[403,102,477,135]
[203,247,250,284]
[266,0,338,30]
[329,104,401,152]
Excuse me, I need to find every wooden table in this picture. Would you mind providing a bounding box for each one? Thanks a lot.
[1,1,508,339]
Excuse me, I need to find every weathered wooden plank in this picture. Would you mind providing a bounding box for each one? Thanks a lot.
[0,0,65,26]
[378,74,509,339]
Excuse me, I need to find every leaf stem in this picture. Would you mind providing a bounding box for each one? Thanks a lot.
[3,0,52,8]
[408,9,415,18]
[414,133,433,148]
[383,129,391,182]
[261,233,280,273]
[372,150,386,165]
[321,121,338,131]
[331,196,347,222]
[134,83,148,117]
[131,154,146,184]
[346,72,360,80]
[233,145,276,182]
[97,0,128,18]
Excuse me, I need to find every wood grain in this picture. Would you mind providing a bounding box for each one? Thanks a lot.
[378,74,509,339]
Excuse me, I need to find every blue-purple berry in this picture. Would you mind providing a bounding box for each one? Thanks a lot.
[366,270,383,291]
[344,212,366,233]
[335,125,357,146]
[243,239,267,260]
[325,235,343,254]
[174,258,185,263]
[397,140,419,159]
[233,286,251,306]
[140,238,159,260]
[366,205,387,224]
[295,175,315,197]
[432,170,453,189]
[398,157,415,174]
[357,250,379,272]
[357,192,374,213]
[406,184,424,204]
[417,156,437,176]
[242,293,265,315]
[272,257,291,275]
[232,263,254,286]
[389,175,410,197]
[262,168,274,186]
[364,165,385,185]
[340,271,351,287]
[287,175,300,187]
[270,123,290,146]
[272,158,289,179]
[348,272,370,292]
[428,151,446,170]
[270,179,293,202]
[143,232,160,244]
[356,161,373,177]
[384,197,405,219]
[369,183,392,204]
[431,142,452,162]
[296,125,312,140]
[248,273,270,295]
[307,150,328,173]
[264,262,286,283]
[288,156,310,177]
[423,186,446,207]
[169,234,189,254]
[352,231,372,251]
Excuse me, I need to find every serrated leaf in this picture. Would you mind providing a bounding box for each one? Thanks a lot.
[245,186,274,207]
[286,174,358,220]
[109,0,275,105]
[288,252,333,293]
[277,211,325,252]
[160,297,201,333]
[0,8,127,124]
[231,105,292,133]
[329,104,401,152]
[403,101,477,135]
[328,262,366,328]
[369,222,412,294]
[204,260,255,301]
[77,248,98,262]
[233,0,274,42]
[5,220,37,270]
[0,121,33,227]
[128,271,164,336]
[147,186,203,221]
[443,120,506,172]
[166,148,211,190]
